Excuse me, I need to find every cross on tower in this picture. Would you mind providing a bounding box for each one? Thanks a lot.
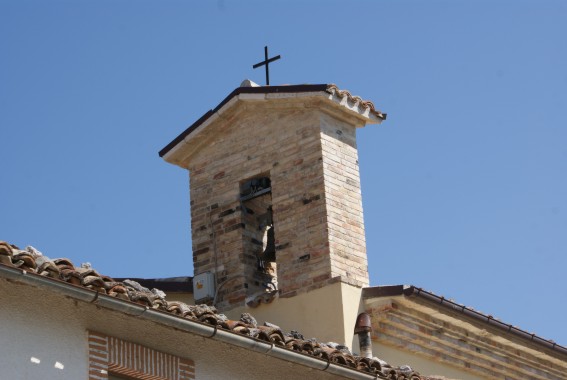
[252,46,281,86]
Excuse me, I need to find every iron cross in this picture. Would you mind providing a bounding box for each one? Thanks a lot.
[252,46,281,86]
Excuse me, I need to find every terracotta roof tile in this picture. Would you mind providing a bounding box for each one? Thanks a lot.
[0,241,421,379]
[325,84,386,120]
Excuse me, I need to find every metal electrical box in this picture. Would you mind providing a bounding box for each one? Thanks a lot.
[193,272,215,303]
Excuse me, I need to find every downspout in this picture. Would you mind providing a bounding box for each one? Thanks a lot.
[354,312,373,358]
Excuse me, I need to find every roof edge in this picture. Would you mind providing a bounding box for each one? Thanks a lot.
[158,84,386,158]
[0,264,390,380]
[362,285,567,357]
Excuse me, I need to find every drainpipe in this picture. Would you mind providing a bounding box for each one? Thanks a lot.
[354,312,373,358]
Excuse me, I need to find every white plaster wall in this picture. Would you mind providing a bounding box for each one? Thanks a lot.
[164,291,195,305]
[341,283,364,351]
[0,280,89,379]
[228,281,363,347]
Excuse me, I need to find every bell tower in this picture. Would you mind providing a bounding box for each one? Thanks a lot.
[160,81,385,342]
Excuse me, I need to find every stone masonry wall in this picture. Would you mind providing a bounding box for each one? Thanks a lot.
[187,104,368,310]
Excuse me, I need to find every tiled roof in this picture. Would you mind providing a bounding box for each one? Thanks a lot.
[0,241,421,380]
[326,84,385,119]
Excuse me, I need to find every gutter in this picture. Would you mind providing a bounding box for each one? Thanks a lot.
[0,265,379,380]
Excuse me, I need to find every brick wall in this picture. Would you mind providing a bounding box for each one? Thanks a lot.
[368,301,567,380]
[320,113,368,287]
[187,102,369,310]
[88,331,195,380]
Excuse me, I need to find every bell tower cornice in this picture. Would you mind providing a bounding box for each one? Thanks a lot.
[160,83,386,168]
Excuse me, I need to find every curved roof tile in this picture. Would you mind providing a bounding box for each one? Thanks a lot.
[0,241,421,380]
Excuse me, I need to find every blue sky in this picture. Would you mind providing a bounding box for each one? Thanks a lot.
[2,1,566,347]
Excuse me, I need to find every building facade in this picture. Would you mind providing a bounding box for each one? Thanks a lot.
[2,81,566,380]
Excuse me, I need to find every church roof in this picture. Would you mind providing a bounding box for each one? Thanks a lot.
[363,285,567,357]
[158,83,386,159]
[0,241,423,380]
